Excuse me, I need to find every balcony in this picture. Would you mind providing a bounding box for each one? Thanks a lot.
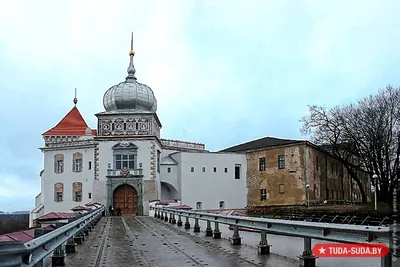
[106,168,144,178]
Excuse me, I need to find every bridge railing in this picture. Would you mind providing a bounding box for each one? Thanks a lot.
[0,206,104,267]
[154,207,396,267]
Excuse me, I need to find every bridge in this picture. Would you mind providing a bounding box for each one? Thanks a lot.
[0,206,397,267]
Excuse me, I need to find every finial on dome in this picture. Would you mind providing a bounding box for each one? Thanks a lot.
[126,32,137,81]
[73,88,78,105]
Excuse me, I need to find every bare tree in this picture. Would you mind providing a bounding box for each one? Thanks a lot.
[300,85,400,205]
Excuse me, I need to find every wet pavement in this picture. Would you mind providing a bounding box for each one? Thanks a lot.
[66,216,299,267]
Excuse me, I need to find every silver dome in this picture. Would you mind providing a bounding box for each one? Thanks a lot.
[103,35,157,113]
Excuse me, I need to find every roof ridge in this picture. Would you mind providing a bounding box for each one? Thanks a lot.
[42,106,91,136]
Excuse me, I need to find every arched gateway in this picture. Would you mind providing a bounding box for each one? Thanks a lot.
[113,184,138,215]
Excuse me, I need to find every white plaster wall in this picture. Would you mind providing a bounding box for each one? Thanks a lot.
[160,164,179,196]
[42,147,95,214]
[178,152,247,210]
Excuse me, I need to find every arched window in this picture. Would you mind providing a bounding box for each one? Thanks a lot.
[54,154,64,173]
[72,182,83,202]
[54,182,64,202]
[72,152,83,172]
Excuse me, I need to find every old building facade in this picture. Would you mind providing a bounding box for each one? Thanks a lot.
[29,35,248,226]
[220,138,371,207]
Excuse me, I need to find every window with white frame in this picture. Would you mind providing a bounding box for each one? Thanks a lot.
[196,202,202,210]
[219,201,225,209]
[54,154,64,174]
[115,154,135,169]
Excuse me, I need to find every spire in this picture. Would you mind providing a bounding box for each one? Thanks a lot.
[126,32,137,81]
[73,88,78,106]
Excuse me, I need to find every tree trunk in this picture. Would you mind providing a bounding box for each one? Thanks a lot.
[347,167,367,203]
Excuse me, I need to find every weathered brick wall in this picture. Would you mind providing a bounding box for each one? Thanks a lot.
[246,144,306,207]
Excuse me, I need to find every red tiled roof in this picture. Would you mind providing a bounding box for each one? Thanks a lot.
[0,225,56,243]
[155,200,177,205]
[169,205,192,210]
[85,202,101,207]
[42,106,95,136]
[37,212,78,221]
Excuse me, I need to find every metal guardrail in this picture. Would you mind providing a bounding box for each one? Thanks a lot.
[0,206,104,267]
[155,207,390,245]
[154,207,396,267]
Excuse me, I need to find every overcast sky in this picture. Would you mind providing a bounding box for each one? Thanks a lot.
[1,0,399,211]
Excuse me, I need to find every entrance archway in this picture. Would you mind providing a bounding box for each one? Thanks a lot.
[113,184,138,215]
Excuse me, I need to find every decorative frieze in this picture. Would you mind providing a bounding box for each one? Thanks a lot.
[161,138,205,151]
[150,141,156,180]
[98,116,158,137]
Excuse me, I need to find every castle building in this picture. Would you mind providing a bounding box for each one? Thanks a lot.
[29,35,247,226]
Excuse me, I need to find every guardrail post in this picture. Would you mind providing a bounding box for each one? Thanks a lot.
[229,225,241,245]
[257,230,271,255]
[299,237,317,267]
[160,211,164,220]
[213,222,221,239]
[73,231,83,244]
[193,218,200,232]
[0,241,27,267]
[184,216,191,229]
[169,213,173,223]
[154,210,158,218]
[65,237,76,253]
[381,251,392,267]
[164,212,169,222]
[177,215,183,226]
[205,221,213,236]
[51,244,65,267]
[83,227,89,236]
[171,214,177,224]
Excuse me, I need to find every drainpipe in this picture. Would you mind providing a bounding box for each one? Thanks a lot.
[325,153,328,202]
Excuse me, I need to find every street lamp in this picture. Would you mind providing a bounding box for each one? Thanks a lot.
[306,184,310,208]
[372,173,378,211]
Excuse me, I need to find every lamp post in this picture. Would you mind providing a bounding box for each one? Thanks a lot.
[372,173,378,211]
[306,184,310,208]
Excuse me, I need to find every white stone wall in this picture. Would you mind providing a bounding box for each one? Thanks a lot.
[177,152,247,210]
[42,147,95,214]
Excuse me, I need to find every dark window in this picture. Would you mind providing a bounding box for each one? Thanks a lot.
[191,167,194,172]
[260,189,267,200]
[331,162,334,174]
[115,154,134,170]
[157,150,161,173]
[224,168,228,173]
[75,192,82,202]
[316,156,319,170]
[167,167,171,173]
[89,161,92,170]
[278,155,285,169]
[88,193,92,199]
[202,167,206,172]
[56,192,63,202]
[259,157,266,171]
[335,164,338,175]
[213,167,217,172]
[56,160,64,173]
[235,165,241,179]
[219,201,225,209]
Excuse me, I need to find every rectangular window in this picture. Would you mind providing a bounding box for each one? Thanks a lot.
[260,189,267,200]
[316,156,319,170]
[335,164,338,175]
[56,160,63,173]
[279,184,285,194]
[115,154,134,170]
[191,167,194,172]
[278,155,285,169]
[213,167,217,172]
[259,157,266,171]
[89,161,92,170]
[331,162,334,174]
[219,201,225,209]
[56,192,63,202]
[167,167,171,173]
[224,168,228,173]
[202,167,206,172]
[234,165,241,179]
[74,159,82,172]
[88,193,92,199]
[157,150,161,173]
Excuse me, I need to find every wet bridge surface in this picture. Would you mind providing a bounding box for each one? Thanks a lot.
[67,216,297,267]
